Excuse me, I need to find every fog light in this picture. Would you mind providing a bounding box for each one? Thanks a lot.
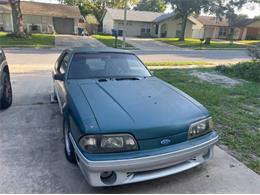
[100,171,117,185]
[101,171,113,179]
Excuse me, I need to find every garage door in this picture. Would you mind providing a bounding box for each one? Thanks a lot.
[53,17,74,34]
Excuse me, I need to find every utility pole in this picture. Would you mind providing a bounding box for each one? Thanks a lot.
[122,0,127,48]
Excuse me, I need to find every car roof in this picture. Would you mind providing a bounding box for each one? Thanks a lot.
[67,47,135,54]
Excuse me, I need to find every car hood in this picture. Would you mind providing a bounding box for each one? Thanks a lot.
[68,77,209,140]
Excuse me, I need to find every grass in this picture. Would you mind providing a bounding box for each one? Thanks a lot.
[216,61,260,83]
[93,34,136,49]
[154,67,260,174]
[237,40,260,45]
[155,38,259,49]
[0,32,55,47]
[145,61,213,66]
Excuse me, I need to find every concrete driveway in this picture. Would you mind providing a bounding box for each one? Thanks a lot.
[123,37,183,51]
[55,35,106,48]
[0,50,260,193]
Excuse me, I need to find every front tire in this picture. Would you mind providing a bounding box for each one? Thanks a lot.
[1,72,12,109]
[52,81,58,101]
[63,117,77,164]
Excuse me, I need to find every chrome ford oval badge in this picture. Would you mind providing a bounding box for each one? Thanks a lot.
[160,138,171,145]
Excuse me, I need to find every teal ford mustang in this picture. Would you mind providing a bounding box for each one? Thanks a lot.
[52,47,218,187]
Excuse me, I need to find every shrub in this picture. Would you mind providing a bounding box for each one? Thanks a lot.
[248,44,260,60]
[216,61,260,82]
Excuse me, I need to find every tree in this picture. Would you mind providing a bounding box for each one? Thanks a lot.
[59,0,104,23]
[134,0,166,12]
[60,0,140,24]
[8,0,25,37]
[105,0,140,9]
[166,0,210,41]
[86,14,99,24]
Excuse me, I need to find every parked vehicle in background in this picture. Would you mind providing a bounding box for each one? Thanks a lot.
[52,47,218,187]
[0,48,12,109]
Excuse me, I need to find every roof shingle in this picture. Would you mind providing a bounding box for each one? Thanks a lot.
[0,1,80,18]
[196,16,229,27]
[0,4,10,13]
[106,8,163,22]
[20,1,80,18]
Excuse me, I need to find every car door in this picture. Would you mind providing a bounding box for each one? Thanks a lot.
[55,51,70,113]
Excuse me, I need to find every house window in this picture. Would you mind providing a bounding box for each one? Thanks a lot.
[29,24,41,33]
[146,28,150,33]
[141,28,146,33]
[219,27,227,37]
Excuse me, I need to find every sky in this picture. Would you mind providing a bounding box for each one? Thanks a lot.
[25,0,260,18]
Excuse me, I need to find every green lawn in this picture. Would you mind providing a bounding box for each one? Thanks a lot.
[155,38,260,49]
[93,34,136,49]
[0,32,55,47]
[145,61,213,66]
[237,40,260,45]
[154,67,260,174]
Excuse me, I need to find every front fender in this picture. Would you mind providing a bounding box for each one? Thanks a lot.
[67,112,84,145]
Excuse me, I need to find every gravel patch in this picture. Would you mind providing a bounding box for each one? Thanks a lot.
[190,70,245,87]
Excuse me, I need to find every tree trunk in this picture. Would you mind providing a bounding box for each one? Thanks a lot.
[179,15,188,41]
[229,27,234,45]
[9,0,25,37]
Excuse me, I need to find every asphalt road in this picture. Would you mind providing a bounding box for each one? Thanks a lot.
[0,49,260,193]
[4,47,250,67]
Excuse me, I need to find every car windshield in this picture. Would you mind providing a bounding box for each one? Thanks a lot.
[68,53,151,79]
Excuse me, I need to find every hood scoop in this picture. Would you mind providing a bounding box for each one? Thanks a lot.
[98,78,108,82]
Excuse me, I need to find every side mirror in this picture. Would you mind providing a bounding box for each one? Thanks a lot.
[53,73,65,81]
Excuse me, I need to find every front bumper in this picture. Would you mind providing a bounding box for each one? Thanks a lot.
[70,131,218,187]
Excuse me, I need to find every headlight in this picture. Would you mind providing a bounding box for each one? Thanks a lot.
[188,117,213,139]
[79,134,138,153]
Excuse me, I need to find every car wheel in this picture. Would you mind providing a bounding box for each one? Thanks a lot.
[63,117,77,164]
[1,72,12,109]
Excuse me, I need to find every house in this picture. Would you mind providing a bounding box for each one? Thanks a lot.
[192,16,260,40]
[102,8,198,38]
[0,1,80,34]
[233,18,260,40]
[0,4,12,32]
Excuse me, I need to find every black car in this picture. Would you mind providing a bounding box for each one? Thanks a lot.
[0,49,12,109]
